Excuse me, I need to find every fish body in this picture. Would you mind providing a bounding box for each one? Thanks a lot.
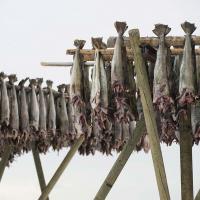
[179,21,196,105]
[0,72,10,126]
[153,24,173,113]
[29,79,39,131]
[8,74,19,139]
[46,80,56,135]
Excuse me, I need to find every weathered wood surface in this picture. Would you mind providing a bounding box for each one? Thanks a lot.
[66,48,200,62]
[38,135,85,200]
[94,118,145,200]
[32,144,49,200]
[179,108,193,200]
[41,61,94,67]
[0,146,12,182]
[107,35,200,48]
[129,29,170,200]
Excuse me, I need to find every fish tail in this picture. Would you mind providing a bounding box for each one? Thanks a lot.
[114,21,128,36]
[46,80,53,88]
[0,72,7,80]
[91,37,107,49]
[181,21,196,35]
[153,24,171,37]
[37,78,43,86]
[74,39,86,49]
[19,77,29,86]
[8,74,17,84]
[29,78,37,86]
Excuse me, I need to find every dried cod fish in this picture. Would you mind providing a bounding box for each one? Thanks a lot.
[29,79,39,132]
[70,39,90,138]
[179,21,196,105]
[8,74,19,142]
[153,24,173,113]
[46,80,56,144]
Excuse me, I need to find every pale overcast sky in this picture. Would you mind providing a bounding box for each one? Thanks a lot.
[1,0,200,199]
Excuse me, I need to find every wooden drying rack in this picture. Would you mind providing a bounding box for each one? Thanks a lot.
[1,33,200,200]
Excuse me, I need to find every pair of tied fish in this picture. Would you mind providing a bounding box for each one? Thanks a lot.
[111,21,136,151]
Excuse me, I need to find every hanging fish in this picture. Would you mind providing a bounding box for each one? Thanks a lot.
[0,72,10,128]
[70,39,91,138]
[46,80,56,141]
[111,21,135,150]
[65,84,75,141]
[153,24,173,113]
[179,21,196,105]
[29,79,39,133]
[18,78,30,150]
[56,84,69,148]
[36,78,49,153]
[8,74,19,142]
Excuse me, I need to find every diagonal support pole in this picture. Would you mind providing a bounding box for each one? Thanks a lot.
[32,144,49,200]
[179,107,193,200]
[129,29,170,200]
[0,145,12,182]
[195,190,200,200]
[94,118,145,200]
[38,135,85,200]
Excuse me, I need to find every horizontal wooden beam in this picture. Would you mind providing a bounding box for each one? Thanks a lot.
[41,61,94,67]
[107,35,200,48]
[66,48,200,62]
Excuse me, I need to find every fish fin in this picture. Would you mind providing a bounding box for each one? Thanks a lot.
[114,21,128,36]
[74,39,86,49]
[91,37,107,49]
[181,21,196,35]
[153,24,171,37]
[46,80,53,88]
[0,72,7,80]
[8,74,17,84]
[37,78,43,86]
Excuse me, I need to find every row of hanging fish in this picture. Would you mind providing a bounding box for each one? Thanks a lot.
[1,20,200,162]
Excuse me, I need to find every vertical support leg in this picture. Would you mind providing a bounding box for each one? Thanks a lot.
[38,135,84,200]
[32,144,49,200]
[0,145,12,182]
[94,118,145,200]
[179,108,193,200]
[129,29,170,200]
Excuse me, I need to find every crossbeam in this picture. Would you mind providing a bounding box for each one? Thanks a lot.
[38,135,85,200]
[66,48,200,62]
[41,61,94,67]
[129,29,170,200]
[94,118,145,200]
[107,35,200,48]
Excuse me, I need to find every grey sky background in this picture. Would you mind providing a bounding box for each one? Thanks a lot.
[0,0,200,199]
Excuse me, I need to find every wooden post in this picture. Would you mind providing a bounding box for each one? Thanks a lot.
[38,135,84,200]
[195,190,200,200]
[179,108,193,200]
[0,145,12,182]
[129,29,170,200]
[94,118,145,200]
[32,144,49,200]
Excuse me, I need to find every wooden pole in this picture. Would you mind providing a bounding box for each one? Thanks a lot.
[0,145,12,182]
[32,144,49,200]
[38,135,84,200]
[107,35,200,48]
[179,108,193,200]
[40,61,94,67]
[94,118,145,200]
[195,190,200,200]
[129,29,170,200]
[66,48,200,62]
